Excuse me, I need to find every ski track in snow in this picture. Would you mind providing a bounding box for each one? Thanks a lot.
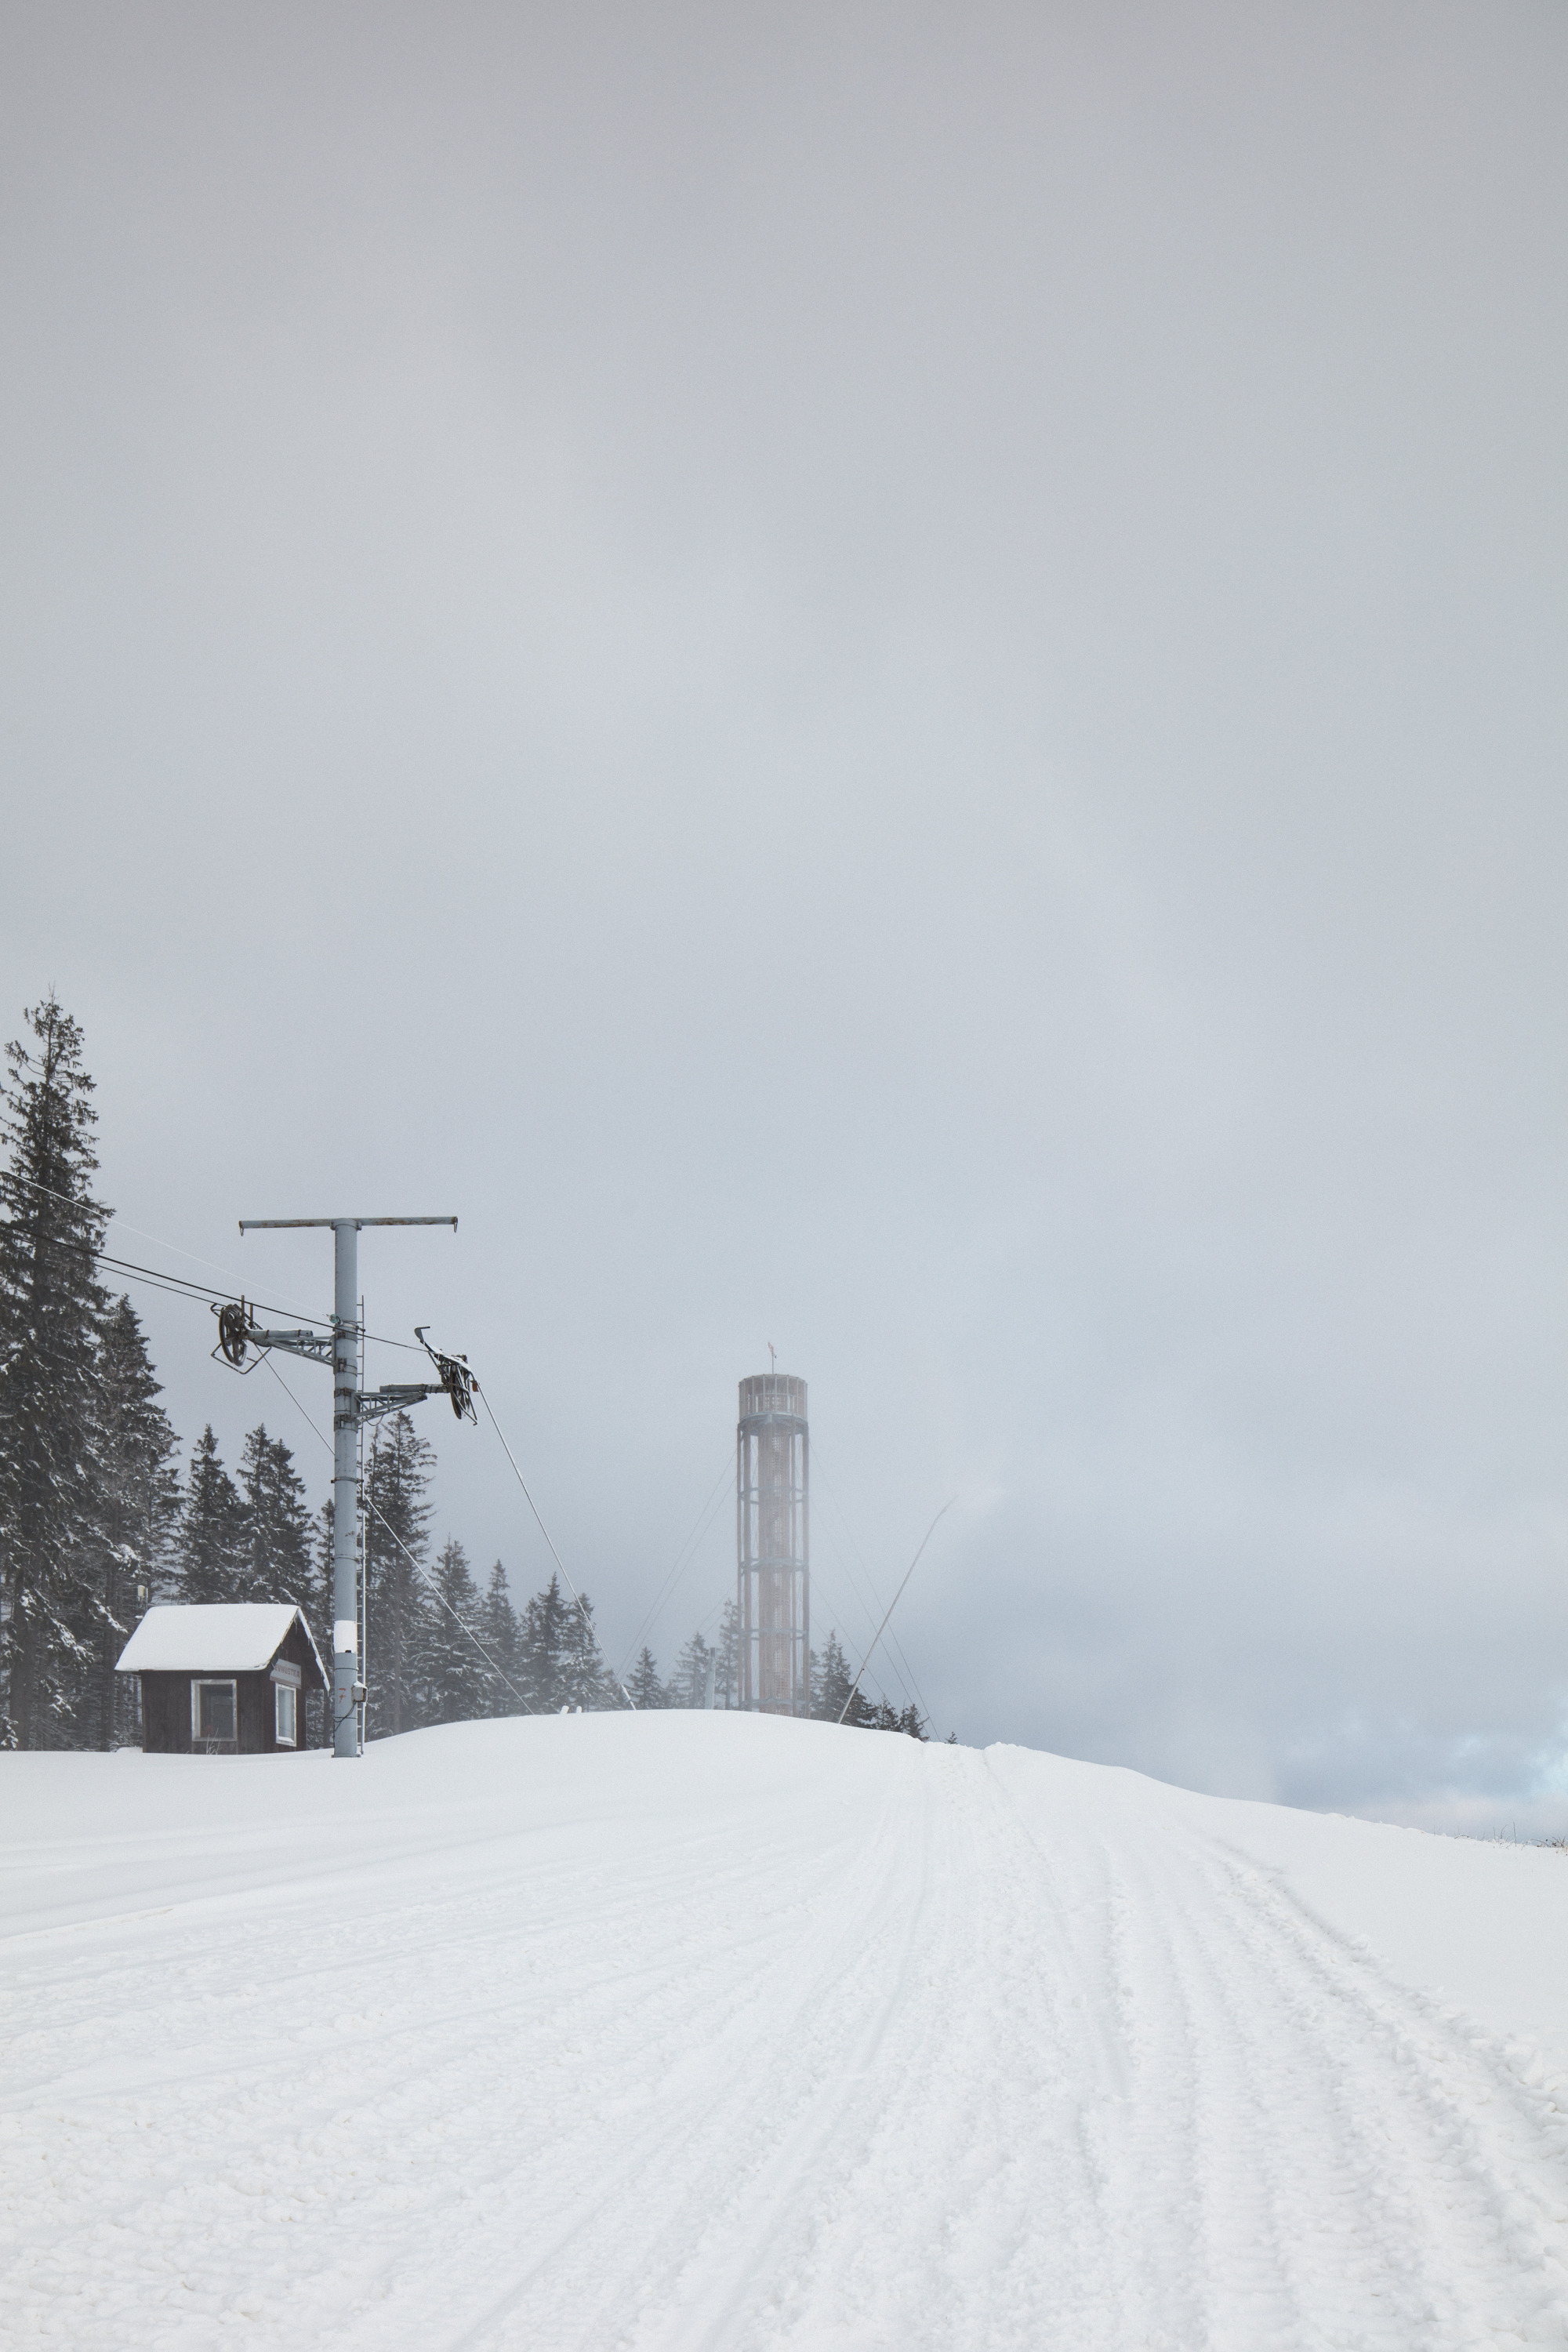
[5,1718,1568,2349]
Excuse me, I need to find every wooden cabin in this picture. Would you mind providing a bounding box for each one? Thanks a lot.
[116,1602,329,1755]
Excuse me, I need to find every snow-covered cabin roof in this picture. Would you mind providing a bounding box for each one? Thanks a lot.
[117,1602,325,1681]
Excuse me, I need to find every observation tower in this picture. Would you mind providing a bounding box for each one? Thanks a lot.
[736,1372,809,1715]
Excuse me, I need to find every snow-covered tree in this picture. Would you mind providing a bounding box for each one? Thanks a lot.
[300,1497,335,1745]
[81,1295,179,1749]
[811,1629,876,1726]
[237,1424,312,1605]
[671,1629,715,1708]
[423,1537,481,1725]
[521,1571,572,1711]
[561,1587,612,1710]
[0,996,111,1749]
[627,1645,667,1710]
[517,1573,614,1711]
[809,1628,920,1734]
[174,1426,245,1605]
[364,1410,433,1740]
[479,1560,521,1715]
[713,1597,740,1709]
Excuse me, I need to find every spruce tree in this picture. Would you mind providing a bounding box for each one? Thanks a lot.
[672,1629,715,1708]
[0,996,111,1749]
[867,1697,926,1738]
[628,1645,666,1711]
[82,1295,180,1749]
[363,1410,433,1740]
[843,1680,877,1730]
[713,1598,741,1708]
[237,1424,312,1605]
[521,1571,572,1711]
[479,1561,521,1715]
[561,1588,612,1710]
[812,1630,855,1724]
[811,1630,883,1727]
[423,1537,481,1725]
[174,1427,245,1604]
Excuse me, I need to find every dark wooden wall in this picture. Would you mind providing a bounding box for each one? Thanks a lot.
[140,1670,269,1753]
[134,1619,326,1754]
[236,1671,275,1753]
[141,1671,195,1755]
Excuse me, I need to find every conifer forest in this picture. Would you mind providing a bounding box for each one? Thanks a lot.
[0,993,925,1748]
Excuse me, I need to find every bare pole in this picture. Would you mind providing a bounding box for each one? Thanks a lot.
[837,1498,953,1728]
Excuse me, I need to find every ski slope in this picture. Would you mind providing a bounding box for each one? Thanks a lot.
[6,1715,1568,2350]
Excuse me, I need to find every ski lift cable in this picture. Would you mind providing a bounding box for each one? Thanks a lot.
[808,1524,920,1715]
[797,1501,917,1713]
[262,1357,539,1718]
[2,1206,292,1325]
[260,1357,539,1719]
[97,1262,234,1312]
[100,1252,328,1329]
[77,1232,422,1355]
[876,1610,925,1718]
[679,1565,898,1715]
[811,1439,935,1731]
[476,1387,638,1713]
[4,1173,419,1348]
[91,1254,403,1358]
[808,1569,906,1718]
[615,1448,735,1682]
[838,1500,954,1727]
[8,1169,338,1331]
[810,1436,926,1702]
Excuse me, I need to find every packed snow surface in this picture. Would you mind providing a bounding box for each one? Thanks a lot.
[6,1715,1568,2350]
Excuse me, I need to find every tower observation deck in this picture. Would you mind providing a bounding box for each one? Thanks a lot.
[737,1373,809,1715]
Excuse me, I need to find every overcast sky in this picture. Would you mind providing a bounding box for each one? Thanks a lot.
[2,2,1564,1828]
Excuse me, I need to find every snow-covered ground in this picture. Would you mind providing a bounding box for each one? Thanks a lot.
[6,1715,1568,2350]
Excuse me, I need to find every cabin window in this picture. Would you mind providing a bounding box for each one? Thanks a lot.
[275,1682,297,1747]
[191,1680,237,1742]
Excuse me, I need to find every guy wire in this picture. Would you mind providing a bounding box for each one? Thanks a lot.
[477,1387,638,1712]
[262,1357,537,1719]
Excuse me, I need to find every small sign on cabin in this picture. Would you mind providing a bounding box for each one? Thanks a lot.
[115,1603,329,1755]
